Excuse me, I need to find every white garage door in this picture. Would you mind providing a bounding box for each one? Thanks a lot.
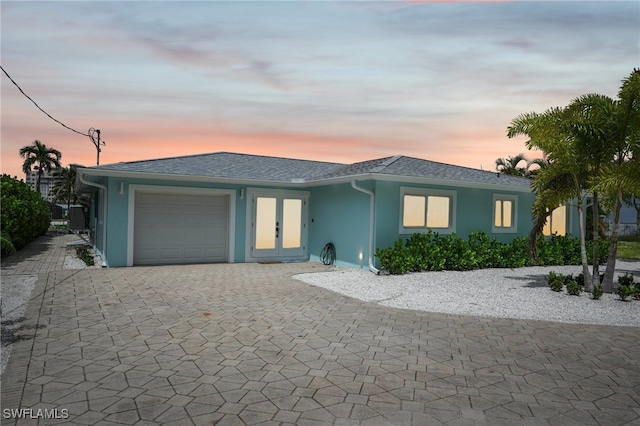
[134,192,229,265]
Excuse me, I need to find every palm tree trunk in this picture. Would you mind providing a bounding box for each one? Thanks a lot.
[602,189,623,293]
[36,168,43,195]
[576,198,592,291]
[634,196,640,234]
[591,192,600,289]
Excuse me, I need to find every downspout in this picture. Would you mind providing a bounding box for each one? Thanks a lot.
[79,173,107,265]
[351,181,380,274]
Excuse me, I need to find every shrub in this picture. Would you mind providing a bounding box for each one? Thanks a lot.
[616,273,637,301]
[1,174,51,254]
[546,271,564,292]
[591,284,604,300]
[375,230,591,274]
[618,272,635,287]
[617,285,635,301]
[1,231,16,255]
[566,280,582,296]
[375,238,409,275]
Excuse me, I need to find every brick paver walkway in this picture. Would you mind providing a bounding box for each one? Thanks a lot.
[1,235,639,425]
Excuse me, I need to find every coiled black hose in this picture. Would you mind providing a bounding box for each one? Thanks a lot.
[320,242,336,265]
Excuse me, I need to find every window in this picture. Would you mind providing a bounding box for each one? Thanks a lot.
[543,205,567,236]
[493,194,518,233]
[403,195,425,227]
[400,187,456,234]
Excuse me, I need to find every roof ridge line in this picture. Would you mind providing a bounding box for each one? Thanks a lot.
[370,155,403,173]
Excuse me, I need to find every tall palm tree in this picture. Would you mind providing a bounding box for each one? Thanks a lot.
[19,140,62,195]
[509,69,640,293]
[591,69,640,292]
[50,166,77,215]
[507,107,594,287]
[563,93,619,290]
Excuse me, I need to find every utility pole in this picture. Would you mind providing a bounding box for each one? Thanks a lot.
[89,128,106,165]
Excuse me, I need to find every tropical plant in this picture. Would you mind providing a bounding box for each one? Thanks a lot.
[19,140,62,195]
[495,153,529,176]
[507,105,595,289]
[590,69,640,292]
[50,166,78,214]
[507,69,640,292]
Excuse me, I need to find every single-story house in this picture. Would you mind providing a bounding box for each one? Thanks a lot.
[75,152,579,270]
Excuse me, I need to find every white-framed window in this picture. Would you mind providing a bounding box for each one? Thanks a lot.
[400,187,456,234]
[493,194,518,233]
[543,205,567,236]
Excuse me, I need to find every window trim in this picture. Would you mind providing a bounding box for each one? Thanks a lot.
[492,194,518,234]
[399,187,456,234]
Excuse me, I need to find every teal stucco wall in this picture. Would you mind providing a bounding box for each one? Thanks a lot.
[373,180,537,256]
[308,182,372,269]
[89,174,547,269]
[95,176,251,267]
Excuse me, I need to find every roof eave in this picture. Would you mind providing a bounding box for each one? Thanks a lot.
[76,168,532,193]
[303,173,532,192]
[75,168,302,188]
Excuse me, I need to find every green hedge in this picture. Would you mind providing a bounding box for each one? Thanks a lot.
[1,174,51,255]
[375,230,608,275]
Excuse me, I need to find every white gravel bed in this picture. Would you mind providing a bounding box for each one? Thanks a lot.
[295,261,640,327]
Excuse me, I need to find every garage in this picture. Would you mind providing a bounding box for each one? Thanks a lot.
[133,191,229,265]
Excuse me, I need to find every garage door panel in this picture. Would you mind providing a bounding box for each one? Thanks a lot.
[134,191,229,265]
[160,247,181,261]
[205,247,225,258]
[136,248,160,263]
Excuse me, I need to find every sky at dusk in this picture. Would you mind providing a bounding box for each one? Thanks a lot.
[2,1,638,180]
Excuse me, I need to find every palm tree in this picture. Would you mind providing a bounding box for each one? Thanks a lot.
[508,69,640,293]
[495,154,529,176]
[591,69,640,292]
[19,140,62,195]
[507,107,594,288]
[563,93,620,290]
[50,166,77,216]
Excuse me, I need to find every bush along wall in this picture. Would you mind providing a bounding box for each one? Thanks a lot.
[1,174,51,255]
[375,230,608,275]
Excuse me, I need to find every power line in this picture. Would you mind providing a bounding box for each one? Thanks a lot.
[0,65,89,137]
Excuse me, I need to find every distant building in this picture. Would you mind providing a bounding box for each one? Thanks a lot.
[25,168,63,202]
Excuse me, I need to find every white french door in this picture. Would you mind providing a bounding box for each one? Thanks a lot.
[249,190,308,260]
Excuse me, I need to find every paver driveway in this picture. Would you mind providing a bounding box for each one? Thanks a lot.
[1,237,639,425]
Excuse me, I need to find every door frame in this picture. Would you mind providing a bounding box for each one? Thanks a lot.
[127,184,236,266]
[245,188,310,263]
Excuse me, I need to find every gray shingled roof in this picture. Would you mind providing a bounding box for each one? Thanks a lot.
[93,152,344,182]
[375,156,531,187]
[89,152,531,188]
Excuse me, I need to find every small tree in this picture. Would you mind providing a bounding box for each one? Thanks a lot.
[50,166,78,215]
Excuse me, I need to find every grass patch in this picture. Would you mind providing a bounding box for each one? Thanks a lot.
[617,240,640,260]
